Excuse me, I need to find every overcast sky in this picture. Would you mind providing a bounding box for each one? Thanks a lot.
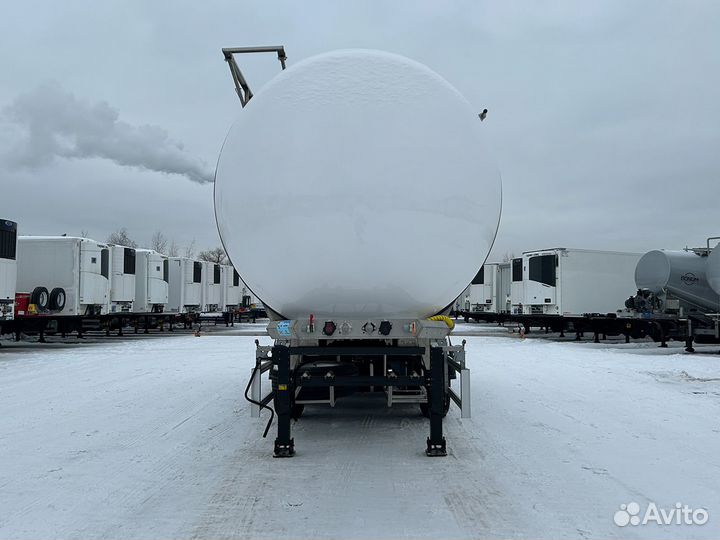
[1,1,718,259]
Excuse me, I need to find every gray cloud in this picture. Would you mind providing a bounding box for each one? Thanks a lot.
[0,1,718,256]
[1,82,213,184]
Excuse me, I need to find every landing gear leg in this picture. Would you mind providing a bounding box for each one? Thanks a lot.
[426,347,447,457]
[273,345,295,457]
[685,320,695,353]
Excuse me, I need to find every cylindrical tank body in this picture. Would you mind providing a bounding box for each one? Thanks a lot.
[707,243,720,297]
[635,250,720,312]
[215,50,501,319]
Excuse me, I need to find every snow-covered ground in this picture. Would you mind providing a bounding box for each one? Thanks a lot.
[0,324,718,539]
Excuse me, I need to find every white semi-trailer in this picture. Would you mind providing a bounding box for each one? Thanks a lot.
[510,257,524,313]
[455,283,471,313]
[216,47,501,456]
[497,262,511,313]
[167,257,203,313]
[466,267,487,312]
[0,219,18,321]
[520,248,641,315]
[109,245,136,312]
[16,236,110,315]
[201,261,223,312]
[133,249,168,313]
[466,263,510,313]
[222,264,241,310]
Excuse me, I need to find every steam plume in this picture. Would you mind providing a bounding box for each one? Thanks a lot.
[2,82,213,183]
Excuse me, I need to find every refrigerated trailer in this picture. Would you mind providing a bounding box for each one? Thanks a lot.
[465,263,510,313]
[466,267,486,311]
[109,245,136,312]
[167,257,203,313]
[238,278,260,308]
[454,283,471,313]
[510,257,524,313]
[0,219,18,321]
[16,236,110,315]
[520,248,641,315]
[497,262,511,313]
[222,264,241,309]
[133,249,168,313]
[202,261,223,312]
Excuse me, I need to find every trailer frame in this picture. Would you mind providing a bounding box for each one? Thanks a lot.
[458,309,719,352]
[248,318,470,457]
[0,311,200,342]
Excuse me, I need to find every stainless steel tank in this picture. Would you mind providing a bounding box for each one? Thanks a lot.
[214,49,502,320]
[706,242,720,298]
[635,250,720,313]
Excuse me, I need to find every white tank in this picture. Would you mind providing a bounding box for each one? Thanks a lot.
[707,243,720,297]
[635,249,720,312]
[214,49,502,319]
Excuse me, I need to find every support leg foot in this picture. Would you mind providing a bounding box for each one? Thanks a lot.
[273,439,295,458]
[426,437,447,457]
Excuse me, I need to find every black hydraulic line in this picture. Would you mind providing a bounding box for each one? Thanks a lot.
[244,361,275,438]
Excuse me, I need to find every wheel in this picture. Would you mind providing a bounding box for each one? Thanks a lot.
[419,393,451,418]
[291,404,305,420]
[30,287,49,310]
[49,288,66,311]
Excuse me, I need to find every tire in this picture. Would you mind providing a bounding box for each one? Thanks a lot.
[30,287,49,310]
[49,288,66,311]
[420,393,451,418]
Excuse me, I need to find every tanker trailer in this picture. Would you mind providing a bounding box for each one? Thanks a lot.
[707,239,720,297]
[634,249,720,314]
[215,47,501,456]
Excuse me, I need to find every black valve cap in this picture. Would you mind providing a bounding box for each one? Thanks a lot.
[378,320,392,336]
[323,321,337,336]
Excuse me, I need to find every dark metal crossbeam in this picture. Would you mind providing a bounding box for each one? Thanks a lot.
[297,376,424,388]
[289,346,425,356]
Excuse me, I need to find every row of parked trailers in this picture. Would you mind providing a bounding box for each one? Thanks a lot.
[0,220,263,338]
[458,241,720,349]
[457,248,641,316]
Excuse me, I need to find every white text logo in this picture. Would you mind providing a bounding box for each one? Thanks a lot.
[614,502,709,527]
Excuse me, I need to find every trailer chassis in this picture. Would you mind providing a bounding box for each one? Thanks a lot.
[248,318,470,457]
[0,312,200,341]
[459,310,719,352]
